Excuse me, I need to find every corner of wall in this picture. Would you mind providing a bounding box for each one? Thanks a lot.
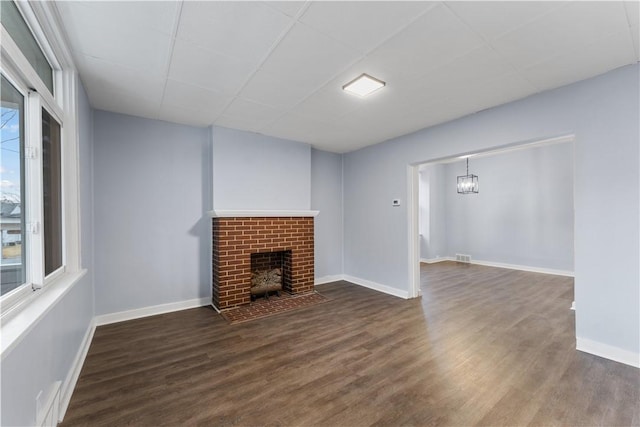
[576,337,640,369]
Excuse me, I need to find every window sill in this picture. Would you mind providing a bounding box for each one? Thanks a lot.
[1,269,87,359]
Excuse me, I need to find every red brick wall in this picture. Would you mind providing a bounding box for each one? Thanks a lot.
[212,217,314,310]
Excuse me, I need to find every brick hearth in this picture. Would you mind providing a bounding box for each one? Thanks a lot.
[212,217,314,310]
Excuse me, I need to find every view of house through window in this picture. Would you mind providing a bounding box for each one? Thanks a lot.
[42,107,62,275]
[0,75,26,295]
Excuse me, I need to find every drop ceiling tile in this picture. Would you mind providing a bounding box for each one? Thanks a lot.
[214,115,270,134]
[260,23,361,89]
[75,55,166,103]
[263,112,354,147]
[176,2,292,66]
[345,99,466,144]
[521,29,636,92]
[90,86,161,121]
[158,103,218,128]
[238,69,311,109]
[56,1,178,36]
[168,39,256,95]
[364,4,485,81]
[56,2,174,72]
[343,120,418,149]
[491,1,630,69]
[294,81,364,121]
[265,1,308,18]
[413,45,517,100]
[162,79,233,119]
[446,1,568,41]
[299,1,435,53]
[631,26,640,61]
[447,73,538,113]
[222,98,285,124]
[625,1,640,26]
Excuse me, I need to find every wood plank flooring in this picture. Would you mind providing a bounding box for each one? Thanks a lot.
[62,262,640,426]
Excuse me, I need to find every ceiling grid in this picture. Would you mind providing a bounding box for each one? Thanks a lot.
[55,1,640,153]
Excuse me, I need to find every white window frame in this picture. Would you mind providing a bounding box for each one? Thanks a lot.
[1,63,35,312]
[1,0,81,319]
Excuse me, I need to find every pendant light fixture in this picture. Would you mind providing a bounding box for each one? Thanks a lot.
[457,157,479,194]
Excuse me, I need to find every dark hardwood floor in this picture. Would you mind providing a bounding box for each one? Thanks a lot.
[62,262,640,426]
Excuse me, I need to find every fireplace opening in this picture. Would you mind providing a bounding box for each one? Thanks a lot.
[250,250,292,300]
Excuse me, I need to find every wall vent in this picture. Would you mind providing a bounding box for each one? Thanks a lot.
[456,254,471,263]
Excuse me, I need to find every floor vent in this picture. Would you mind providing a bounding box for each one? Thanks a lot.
[456,254,471,263]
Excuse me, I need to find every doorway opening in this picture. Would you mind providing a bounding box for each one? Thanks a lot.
[407,135,575,299]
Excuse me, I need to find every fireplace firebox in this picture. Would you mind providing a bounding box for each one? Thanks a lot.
[250,251,291,299]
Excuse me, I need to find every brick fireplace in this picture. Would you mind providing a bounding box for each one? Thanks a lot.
[211,211,318,310]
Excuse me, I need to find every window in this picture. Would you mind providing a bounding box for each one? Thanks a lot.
[42,108,62,275]
[1,0,81,319]
[0,75,26,296]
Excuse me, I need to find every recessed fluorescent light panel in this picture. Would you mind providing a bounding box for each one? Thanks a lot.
[342,73,385,97]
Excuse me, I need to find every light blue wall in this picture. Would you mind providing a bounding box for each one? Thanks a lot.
[419,143,574,271]
[210,128,342,278]
[344,63,639,357]
[445,143,574,270]
[311,149,343,279]
[93,111,210,315]
[211,126,311,210]
[0,274,94,426]
[419,163,447,260]
[1,81,95,426]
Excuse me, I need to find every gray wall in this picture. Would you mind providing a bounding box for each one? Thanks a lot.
[420,142,574,271]
[344,63,639,357]
[211,126,311,210]
[1,82,95,426]
[311,148,343,279]
[93,111,211,315]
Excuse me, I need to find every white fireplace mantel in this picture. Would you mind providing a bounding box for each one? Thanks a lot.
[208,210,319,218]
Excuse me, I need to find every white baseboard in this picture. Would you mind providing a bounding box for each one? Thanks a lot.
[471,260,574,277]
[316,274,409,299]
[420,256,574,277]
[343,275,409,299]
[95,297,211,326]
[420,257,454,264]
[59,319,96,422]
[469,259,574,277]
[315,275,345,285]
[576,337,640,368]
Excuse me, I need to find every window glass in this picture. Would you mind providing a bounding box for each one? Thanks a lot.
[0,1,54,94]
[42,108,62,275]
[1,75,26,294]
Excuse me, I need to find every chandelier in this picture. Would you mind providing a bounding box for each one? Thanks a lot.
[457,158,478,194]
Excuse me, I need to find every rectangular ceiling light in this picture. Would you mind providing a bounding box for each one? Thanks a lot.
[342,73,385,97]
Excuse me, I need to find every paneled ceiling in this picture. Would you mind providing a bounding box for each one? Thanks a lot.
[55,1,639,153]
